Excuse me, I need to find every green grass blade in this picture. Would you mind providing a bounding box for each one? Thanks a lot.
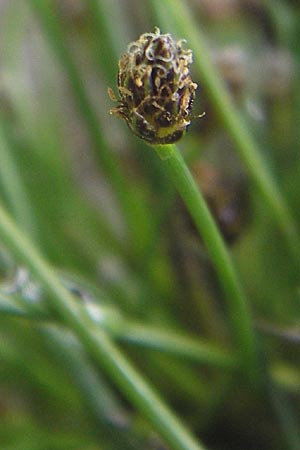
[0,284,237,371]
[0,201,208,450]
[27,0,154,257]
[0,120,37,242]
[86,0,129,84]
[117,323,237,370]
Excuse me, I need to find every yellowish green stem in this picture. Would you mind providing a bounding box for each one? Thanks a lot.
[155,144,259,381]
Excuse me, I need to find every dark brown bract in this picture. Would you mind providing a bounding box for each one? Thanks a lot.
[109,27,198,144]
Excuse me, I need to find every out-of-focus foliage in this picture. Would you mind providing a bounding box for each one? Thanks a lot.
[0,1,300,449]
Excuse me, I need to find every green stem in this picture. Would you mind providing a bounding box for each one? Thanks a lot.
[0,201,207,450]
[151,0,300,266]
[155,144,259,378]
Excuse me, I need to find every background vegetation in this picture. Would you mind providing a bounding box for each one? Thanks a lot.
[0,1,300,449]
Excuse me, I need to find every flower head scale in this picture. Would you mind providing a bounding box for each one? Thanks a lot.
[109,28,199,145]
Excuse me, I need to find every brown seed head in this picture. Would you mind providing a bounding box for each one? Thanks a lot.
[109,27,198,144]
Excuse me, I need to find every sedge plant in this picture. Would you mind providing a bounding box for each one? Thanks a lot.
[2,3,300,450]
[109,28,259,380]
[109,26,300,448]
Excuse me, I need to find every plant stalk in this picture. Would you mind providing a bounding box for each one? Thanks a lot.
[154,144,259,379]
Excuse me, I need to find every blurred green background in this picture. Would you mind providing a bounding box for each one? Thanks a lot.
[0,1,300,449]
